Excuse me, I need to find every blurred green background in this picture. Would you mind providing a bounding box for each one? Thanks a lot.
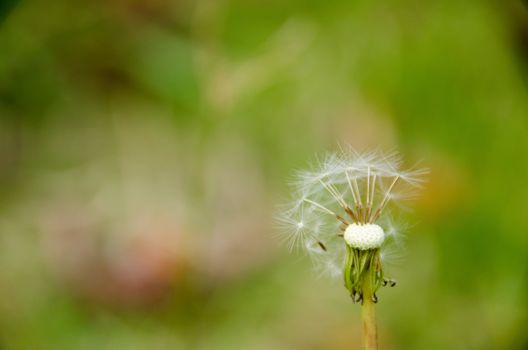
[1,0,528,349]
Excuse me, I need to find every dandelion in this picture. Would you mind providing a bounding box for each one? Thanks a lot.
[277,147,427,350]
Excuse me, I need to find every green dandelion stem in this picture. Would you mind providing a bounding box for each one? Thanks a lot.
[361,265,378,350]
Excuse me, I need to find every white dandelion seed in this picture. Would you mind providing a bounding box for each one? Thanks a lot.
[277,147,427,304]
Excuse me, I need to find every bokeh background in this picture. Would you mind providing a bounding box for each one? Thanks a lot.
[1,0,528,349]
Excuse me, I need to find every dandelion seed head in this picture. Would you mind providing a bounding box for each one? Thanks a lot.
[276,147,426,281]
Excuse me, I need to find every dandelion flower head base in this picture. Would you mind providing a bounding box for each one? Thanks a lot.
[344,224,384,250]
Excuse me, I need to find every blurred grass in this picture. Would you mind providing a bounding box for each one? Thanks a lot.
[1,0,528,349]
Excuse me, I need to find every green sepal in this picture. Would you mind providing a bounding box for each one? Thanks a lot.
[343,244,353,293]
